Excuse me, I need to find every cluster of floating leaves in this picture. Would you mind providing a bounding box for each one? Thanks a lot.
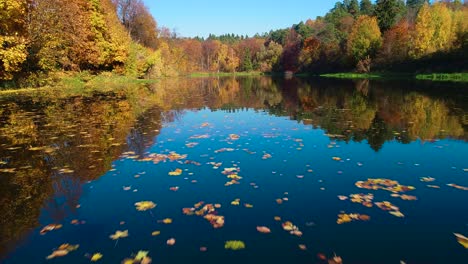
[141,152,187,164]
[282,221,302,237]
[355,178,415,193]
[338,193,374,208]
[336,213,370,224]
[222,167,242,186]
[182,202,224,228]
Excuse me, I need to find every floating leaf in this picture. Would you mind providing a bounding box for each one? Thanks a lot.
[224,240,245,250]
[110,230,129,240]
[256,226,271,234]
[160,218,173,224]
[135,201,156,211]
[167,238,176,246]
[168,169,183,176]
[151,231,161,236]
[454,233,468,248]
[40,224,63,235]
[46,244,79,259]
[90,253,103,262]
[134,251,148,261]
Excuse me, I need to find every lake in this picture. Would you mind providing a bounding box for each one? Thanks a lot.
[0,77,467,264]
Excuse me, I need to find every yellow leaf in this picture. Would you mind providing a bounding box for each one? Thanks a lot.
[454,233,468,249]
[161,218,172,224]
[90,253,103,262]
[109,230,128,240]
[135,201,156,211]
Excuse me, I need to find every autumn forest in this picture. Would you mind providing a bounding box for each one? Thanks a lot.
[1,0,467,86]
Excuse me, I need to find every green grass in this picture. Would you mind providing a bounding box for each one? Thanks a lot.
[415,73,468,82]
[320,72,468,82]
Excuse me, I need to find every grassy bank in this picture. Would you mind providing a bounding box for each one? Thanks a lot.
[320,72,468,82]
[0,72,158,97]
[415,73,468,82]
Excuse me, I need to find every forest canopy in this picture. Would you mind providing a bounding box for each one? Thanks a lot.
[0,0,467,83]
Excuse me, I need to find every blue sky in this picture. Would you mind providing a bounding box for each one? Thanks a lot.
[145,0,340,38]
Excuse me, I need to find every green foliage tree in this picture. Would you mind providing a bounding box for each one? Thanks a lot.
[374,0,406,32]
[242,49,254,72]
[359,0,374,16]
[345,0,360,17]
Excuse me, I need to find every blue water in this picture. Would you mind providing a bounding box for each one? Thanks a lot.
[1,78,467,264]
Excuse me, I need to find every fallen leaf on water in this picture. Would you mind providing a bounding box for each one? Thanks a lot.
[256,226,271,234]
[151,231,160,236]
[229,134,240,140]
[134,251,148,261]
[168,169,183,176]
[90,253,103,262]
[135,201,156,211]
[40,224,63,235]
[453,233,468,248]
[389,211,405,218]
[46,244,79,259]
[337,195,348,201]
[160,218,173,224]
[231,199,240,206]
[224,240,245,250]
[110,230,129,240]
[447,183,468,191]
[274,216,281,221]
[298,244,307,250]
[420,177,435,182]
[167,238,176,246]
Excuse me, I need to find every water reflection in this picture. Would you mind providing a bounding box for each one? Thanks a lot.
[0,77,466,259]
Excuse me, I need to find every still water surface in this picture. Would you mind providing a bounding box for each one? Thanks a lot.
[0,77,467,264]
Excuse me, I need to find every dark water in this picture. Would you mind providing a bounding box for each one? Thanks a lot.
[0,77,467,264]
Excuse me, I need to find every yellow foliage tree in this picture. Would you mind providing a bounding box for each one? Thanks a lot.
[0,0,29,80]
[346,15,382,63]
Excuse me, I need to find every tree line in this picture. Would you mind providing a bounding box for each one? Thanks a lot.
[1,0,467,83]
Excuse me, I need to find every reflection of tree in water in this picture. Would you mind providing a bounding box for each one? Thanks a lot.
[0,95,163,258]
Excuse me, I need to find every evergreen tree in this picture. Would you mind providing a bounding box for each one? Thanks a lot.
[360,0,374,16]
[242,49,253,72]
[374,0,406,32]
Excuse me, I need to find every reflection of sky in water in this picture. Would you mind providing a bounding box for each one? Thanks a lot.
[6,107,468,264]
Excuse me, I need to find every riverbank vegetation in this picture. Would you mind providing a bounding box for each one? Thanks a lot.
[1,0,467,89]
